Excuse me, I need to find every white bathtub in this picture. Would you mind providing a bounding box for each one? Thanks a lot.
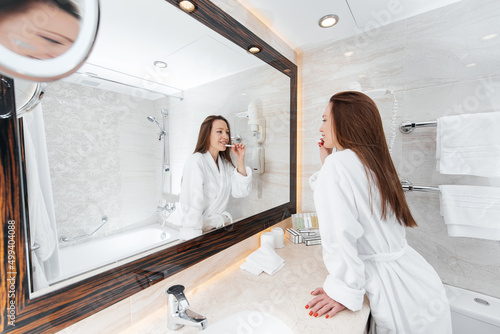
[52,224,179,283]
[445,284,500,334]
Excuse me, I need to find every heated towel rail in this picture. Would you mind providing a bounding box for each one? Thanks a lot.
[399,120,437,133]
[401,179,439,193]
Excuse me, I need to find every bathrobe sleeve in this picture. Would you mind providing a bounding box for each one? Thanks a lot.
[179,155,206,239]
[231,166,253,198]
[313,156,366,311]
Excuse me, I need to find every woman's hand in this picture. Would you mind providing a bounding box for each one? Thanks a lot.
[232,143,247,176]
[305,287,346,319]
[231,143,246,160]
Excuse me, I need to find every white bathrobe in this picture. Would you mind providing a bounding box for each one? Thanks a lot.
[310,150,451,334]
[179,151,252,240]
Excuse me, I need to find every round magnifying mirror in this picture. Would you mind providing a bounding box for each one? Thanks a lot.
[0,0,99,82]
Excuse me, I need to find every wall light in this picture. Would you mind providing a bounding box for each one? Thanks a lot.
[248,45,261,54]
[179,0,196,13]
[319,14,339,28]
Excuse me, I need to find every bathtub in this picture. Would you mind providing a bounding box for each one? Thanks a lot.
[52,224,179,283]
[445,284,500,333]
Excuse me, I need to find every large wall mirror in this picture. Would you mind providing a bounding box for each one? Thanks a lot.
[0,0,296,333]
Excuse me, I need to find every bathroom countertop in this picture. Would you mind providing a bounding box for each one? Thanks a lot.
[123,237,370,334]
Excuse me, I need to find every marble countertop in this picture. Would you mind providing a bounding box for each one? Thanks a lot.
[123,236,370,334]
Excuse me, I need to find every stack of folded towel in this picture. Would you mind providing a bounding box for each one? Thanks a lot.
[240,242,284,276]
[436,112,500,178]
[439,185,500,240]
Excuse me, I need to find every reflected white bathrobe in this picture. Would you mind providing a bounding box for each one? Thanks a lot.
[179,152,252,240]
[310,150,451,334]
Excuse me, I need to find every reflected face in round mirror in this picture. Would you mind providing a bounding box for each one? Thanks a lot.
[0,0,80,59]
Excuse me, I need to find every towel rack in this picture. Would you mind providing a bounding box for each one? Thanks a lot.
[401,179,439,193]
[399,120,437,133]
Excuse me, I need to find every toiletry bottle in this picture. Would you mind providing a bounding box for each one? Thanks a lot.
[297,214,304,229]
[304,213,312,229]
[311,213,318,228]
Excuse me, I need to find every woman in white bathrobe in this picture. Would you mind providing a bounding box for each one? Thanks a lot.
[178,115,252,240]
[306,92,452,333]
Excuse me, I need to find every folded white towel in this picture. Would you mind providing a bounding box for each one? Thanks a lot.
[241,242,284,275]
[436,112,500,178]
[439,185,500,240]
[240,261,263,276]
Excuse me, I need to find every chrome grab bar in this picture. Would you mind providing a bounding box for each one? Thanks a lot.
[59,216,108,242]
[399,120,437,133]
[401,180,440,193]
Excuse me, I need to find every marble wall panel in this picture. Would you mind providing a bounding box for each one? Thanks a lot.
[42,82,161,245]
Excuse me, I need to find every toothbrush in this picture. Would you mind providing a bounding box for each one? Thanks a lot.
[225,144,235,147]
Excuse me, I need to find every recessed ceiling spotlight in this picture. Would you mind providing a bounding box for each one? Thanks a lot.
[319,14,339,28]
[154,61,167,68]
[179,0,196,13]
[248,45,261,54]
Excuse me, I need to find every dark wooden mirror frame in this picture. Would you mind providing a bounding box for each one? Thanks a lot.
[0,0,297,333]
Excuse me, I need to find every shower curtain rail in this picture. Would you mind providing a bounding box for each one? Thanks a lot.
[401,179,440,193]
[399,120,437,133]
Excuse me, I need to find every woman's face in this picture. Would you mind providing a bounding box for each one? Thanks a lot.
[209,119,230,153]
[0,1,80,59]
[320,102,341,149]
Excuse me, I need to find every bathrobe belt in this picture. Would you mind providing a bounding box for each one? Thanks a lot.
[358,241,408,262]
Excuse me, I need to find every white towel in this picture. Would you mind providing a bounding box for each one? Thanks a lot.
[436,112,500,178]
[240,242,284,275]
[439,185,500,240]
[239,261,263,276]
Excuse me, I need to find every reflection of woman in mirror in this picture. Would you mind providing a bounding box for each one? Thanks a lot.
[0,0,80,59]
[178,115,252,240]
[306,92,451,332]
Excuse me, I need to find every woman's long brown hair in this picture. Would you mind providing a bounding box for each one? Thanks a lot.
[194,115,234,167]
[329,91,417,227]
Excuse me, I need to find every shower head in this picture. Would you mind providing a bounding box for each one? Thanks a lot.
[147,115,165,133]
[147,115,158,124]
[147,115,161,127]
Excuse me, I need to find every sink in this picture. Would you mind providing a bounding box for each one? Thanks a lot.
[203,310,293,334]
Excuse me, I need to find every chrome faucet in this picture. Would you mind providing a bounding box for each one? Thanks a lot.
[166,285,207,331]
[157,202,176,215]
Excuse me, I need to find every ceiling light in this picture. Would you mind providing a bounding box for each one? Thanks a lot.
[154,61,167,68]
[319,15,339,28]
[179,0,196,13]
[248,46,261,54]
